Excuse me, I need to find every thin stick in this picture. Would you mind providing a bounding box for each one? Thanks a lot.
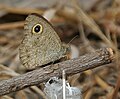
[0,48,114,96]
[0,21,24,30]
[0,4,44,15]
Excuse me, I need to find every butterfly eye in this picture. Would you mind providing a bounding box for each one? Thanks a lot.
[32,24,43,34]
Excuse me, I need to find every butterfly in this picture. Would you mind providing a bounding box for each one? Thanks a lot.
[19,14,70,69]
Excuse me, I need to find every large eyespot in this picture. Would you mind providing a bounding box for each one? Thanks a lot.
[32,24,43,34]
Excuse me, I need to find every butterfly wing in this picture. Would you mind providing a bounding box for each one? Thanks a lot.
[19,14,68,69]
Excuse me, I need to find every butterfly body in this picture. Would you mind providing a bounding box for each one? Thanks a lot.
[19,14,69,69]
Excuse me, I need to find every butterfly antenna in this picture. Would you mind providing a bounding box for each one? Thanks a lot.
[67,35,78,45]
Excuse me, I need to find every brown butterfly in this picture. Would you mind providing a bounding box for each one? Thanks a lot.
[19,14,70,69]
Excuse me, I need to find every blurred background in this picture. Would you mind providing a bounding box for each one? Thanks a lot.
[0,0,120,99]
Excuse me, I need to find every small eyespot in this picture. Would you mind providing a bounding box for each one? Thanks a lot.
[32,24,43,34]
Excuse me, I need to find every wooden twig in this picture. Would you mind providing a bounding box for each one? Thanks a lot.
[0,4,44,15]
[112,73,120,99]
[0,21,24,30]
[0,48,114,96]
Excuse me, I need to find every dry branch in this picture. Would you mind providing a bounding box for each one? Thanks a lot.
[0,4,44,15]
[0,21,24,30]
[0,48,114,96]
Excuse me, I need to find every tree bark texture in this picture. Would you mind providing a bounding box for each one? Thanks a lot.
[0,48,114,96]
